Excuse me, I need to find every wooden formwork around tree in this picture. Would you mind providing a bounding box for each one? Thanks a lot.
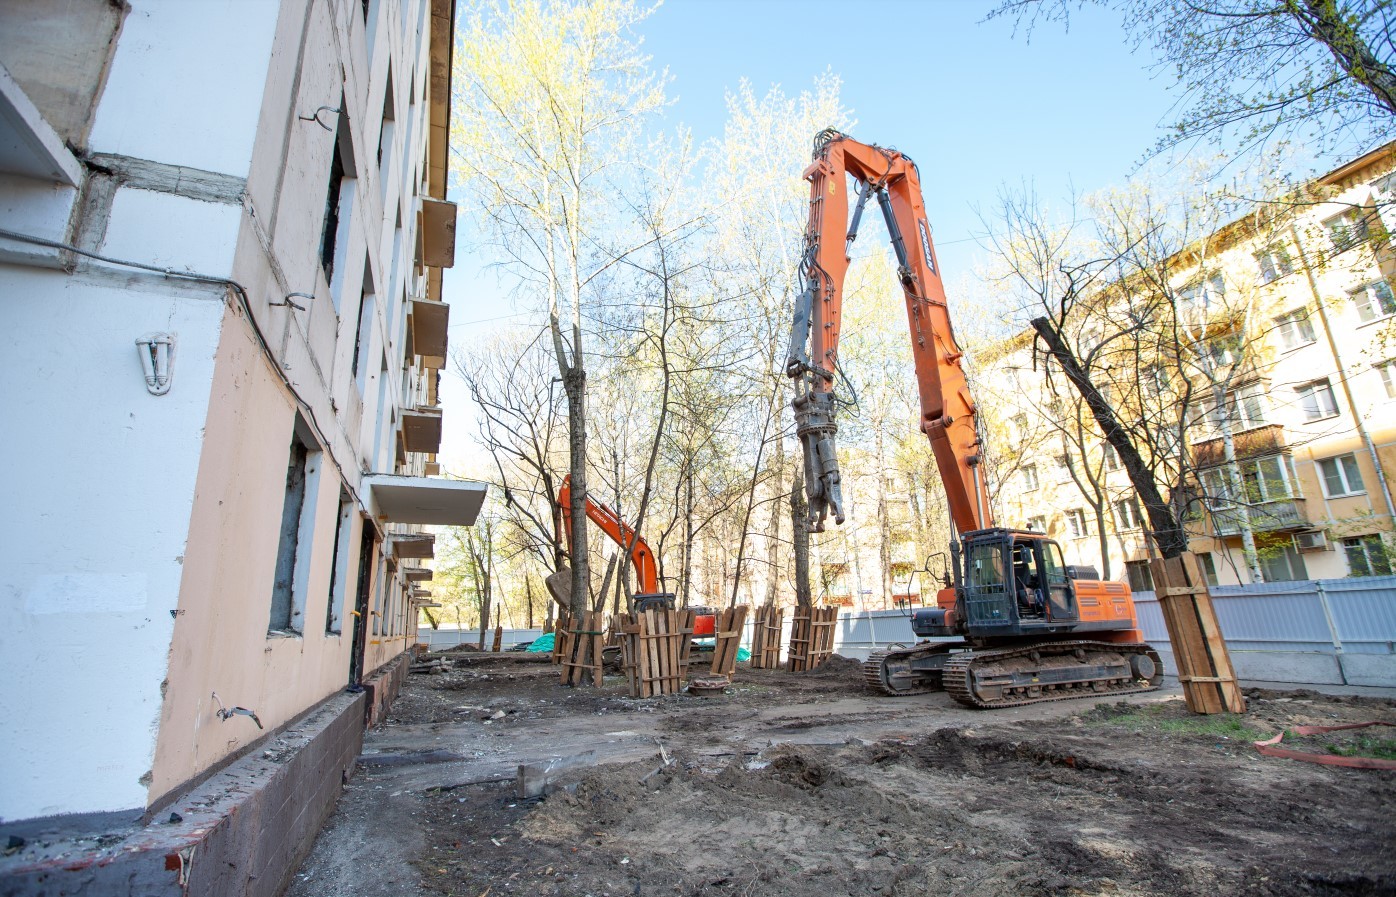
[557,611,605,687]
[491,624,503,652]
[1149,552,1246,714]
[708,605,749,676]
[788,606,838,672]
[618,608,696,697]
[750,606,783,669]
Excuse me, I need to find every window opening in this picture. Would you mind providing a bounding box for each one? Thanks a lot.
[1318,454,1365,497]
[270,419,322,634]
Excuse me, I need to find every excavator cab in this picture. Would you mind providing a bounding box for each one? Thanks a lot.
[958,529,1079,635]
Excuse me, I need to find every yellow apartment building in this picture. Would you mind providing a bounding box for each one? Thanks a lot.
[983,142,1396,588]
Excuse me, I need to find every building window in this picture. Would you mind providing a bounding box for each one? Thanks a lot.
[1125,560,1153,593]
[1260,544,1307,583]
[1324,208,1372,253]
[1255,246,1294,284]
[1350,280,1396,324]
[1056,453,1073,483]
[1296,379,1339,421]
[1011,413,1029,443]
[1343,535,1393,577]
[1275,309,1315,350]
[270,421,323,634]
[325,493,355,635]
[1318,453,1365,497]
[1103,442,1121,471]
[1065,508,1088,538]
[1204,332,1243,370]
[1114,497,1143,531]
[1209,382,1268,432]
[1377,360,1396,400]
[320,105,357,303]
[1021,464,1039,491]
[1202,455,1295,506]
[1197,551,1220,586]
[1027,515,1047,532]
[1179,272,1225,317]
[1142,364,1170,399]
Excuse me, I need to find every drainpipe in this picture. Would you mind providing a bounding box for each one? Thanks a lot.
[1289,224,1396,527]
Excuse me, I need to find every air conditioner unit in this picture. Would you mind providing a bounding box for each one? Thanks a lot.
[1293,530,1329,552]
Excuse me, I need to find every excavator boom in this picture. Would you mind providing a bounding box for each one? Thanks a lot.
[558,475,660,595]
[785,131,1159,708]
[786,129,988,534]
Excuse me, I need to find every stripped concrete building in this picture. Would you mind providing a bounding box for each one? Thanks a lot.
[0,0,479,892]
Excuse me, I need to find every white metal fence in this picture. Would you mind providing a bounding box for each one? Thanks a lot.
[418,576,1396,687]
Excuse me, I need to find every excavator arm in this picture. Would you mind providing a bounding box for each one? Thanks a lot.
[557,475,660,595]
[786,129,990,535]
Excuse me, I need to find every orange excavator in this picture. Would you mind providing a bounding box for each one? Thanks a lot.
[557,476,716,636]
[786,130,1161,707]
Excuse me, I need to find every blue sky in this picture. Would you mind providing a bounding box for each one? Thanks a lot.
[437,0,1348,472]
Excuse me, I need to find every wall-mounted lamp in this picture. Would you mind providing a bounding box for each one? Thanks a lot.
[135,333,176,396]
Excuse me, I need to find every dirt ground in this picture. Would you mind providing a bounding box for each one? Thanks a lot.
[288,650,1396,897]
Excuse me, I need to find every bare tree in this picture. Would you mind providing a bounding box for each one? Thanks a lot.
[991,0,1395,159]
[452,0,667,614]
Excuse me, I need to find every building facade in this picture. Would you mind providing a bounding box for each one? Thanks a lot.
[0,0,479,870]
[985,144,1396,588]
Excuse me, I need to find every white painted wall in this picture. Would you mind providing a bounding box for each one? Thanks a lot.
[0,267,224,820]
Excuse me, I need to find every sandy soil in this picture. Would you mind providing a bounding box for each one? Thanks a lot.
[288,651,1396,897]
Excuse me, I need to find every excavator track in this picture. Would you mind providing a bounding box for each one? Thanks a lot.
[941,641,1163,709]
[863,644,952,696]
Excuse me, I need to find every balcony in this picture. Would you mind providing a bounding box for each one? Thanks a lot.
[1208,497,1309,537]
[368,474,487,526]
[402,406,443,455]
[410,298,449,369]
[1191,424,1286,464]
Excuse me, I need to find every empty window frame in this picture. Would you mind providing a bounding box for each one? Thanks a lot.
[1350,279,1396,324]
[1318,453,1365,497]
[1296,379,1339,421]
[320,103,357,301]
[1021,464,1039,491]
[325,493,356,635]
[1343,535,1393,577]
[270,419,323,634]
[1274,309,1315,350]
[1065,509,1088,538]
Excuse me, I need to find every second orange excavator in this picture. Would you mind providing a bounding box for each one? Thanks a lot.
[556,476,716,636]
[786,130,1161,707]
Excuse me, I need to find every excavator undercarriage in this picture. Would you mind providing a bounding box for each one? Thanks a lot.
[863,640,1163,708]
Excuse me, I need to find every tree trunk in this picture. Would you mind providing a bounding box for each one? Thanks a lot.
[876,427,893,609]
[563,366,589,616]
[681,465,695,608]
[763,433,785,608]
[791,464,812,608]
[1031,317,1190,558]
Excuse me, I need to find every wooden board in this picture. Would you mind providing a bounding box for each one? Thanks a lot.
[1148,552,1246,715]
[750,606,783,669]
